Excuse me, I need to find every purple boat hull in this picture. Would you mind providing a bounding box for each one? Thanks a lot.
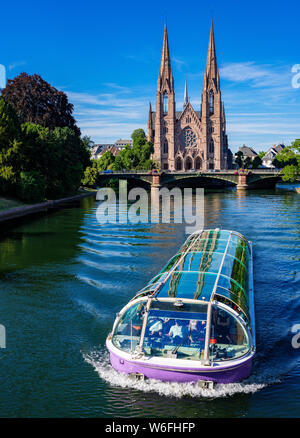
[107,346,252,384]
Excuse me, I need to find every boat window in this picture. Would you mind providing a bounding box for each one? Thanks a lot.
[159,254,182,273]
[158,271,217,301]
[209,306,250,361]
[112,301,146,353]
[142,301,208,361]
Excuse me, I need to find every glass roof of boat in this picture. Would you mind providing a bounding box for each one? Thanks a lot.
[153,229,251,320]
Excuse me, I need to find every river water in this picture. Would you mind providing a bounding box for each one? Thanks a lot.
[0,187,299,418]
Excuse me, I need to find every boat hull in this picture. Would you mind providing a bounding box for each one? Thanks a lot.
[107,344,253,384]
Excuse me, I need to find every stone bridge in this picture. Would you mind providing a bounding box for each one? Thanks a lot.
[98,169,296,190]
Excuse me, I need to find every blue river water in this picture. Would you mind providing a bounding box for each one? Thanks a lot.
[0,186,299,417]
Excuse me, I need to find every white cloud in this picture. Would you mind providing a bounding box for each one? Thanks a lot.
[8,61,27,71]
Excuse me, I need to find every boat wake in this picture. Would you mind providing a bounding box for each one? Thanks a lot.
[83,349,268,399]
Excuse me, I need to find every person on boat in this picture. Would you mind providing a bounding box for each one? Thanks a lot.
[167,320,187,344]
[148,318,163,337]
[189,320,206,345]
[216,310,232,344]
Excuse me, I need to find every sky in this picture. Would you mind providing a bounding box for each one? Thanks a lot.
[1,0,300,152]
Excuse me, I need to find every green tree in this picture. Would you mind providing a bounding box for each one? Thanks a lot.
[0,97,22,194]
[81,166,98,188]
[234,151,244,169]
[82,135,94,150]
[275,139,300,182]
[251,155,262,169]
[95,151,116,171]
[17,171,46,202]
[20,123,90,198]
[258,151,266,159]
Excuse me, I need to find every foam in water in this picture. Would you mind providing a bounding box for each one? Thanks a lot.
[83,349,266,399]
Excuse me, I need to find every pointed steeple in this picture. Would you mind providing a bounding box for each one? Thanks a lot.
[147,102,153,142]
[204,20,219,89]
[158,20,174,91]
[184,79,189,107]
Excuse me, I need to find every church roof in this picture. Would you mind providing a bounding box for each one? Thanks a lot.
[151,110,201,124]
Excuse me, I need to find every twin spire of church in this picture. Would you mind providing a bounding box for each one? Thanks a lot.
[203,20,220,91]
[150,19,229,171]
[157,19,219,103]
[158,20,174,93]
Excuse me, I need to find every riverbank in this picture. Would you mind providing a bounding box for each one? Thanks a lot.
[0,196,25,211]
[0,189,97,224]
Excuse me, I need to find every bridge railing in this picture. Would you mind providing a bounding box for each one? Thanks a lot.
[100,169,283,175]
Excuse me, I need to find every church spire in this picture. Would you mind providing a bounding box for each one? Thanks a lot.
[158,20,174,91]
[204,20,219,89]
[184,79,189,107]
[147,102,153,142]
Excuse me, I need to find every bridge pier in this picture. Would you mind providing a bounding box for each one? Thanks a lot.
[237,172,249,190]
[152,174,162,188]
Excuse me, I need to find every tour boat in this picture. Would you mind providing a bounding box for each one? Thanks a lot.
[106,229,255,387]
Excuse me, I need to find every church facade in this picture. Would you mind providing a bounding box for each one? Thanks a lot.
[148,21,232,171]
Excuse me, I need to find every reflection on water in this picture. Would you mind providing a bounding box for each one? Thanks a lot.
[0,190,299,417]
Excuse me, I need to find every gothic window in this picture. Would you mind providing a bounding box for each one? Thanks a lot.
[209,90,214,115]
[209,139,214,154]
[163,92,168,114]
[185,156,193,170]
[195,157,202,170]
[163,139,168,154]
[186,116,191,123]
[175,157,183,171]
[180,127,197,150]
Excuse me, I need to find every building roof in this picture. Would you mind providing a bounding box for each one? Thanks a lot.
[262,144,285,162]
[151,110,201,125]
[238,145,257,157]
[115,139,132,145]
[98,146,121,157]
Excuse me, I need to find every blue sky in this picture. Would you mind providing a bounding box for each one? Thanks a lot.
[1,0,300,152]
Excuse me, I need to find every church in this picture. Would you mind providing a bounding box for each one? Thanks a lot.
[148,21,232,171]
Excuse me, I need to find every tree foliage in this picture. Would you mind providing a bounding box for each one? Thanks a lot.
[0,98,22,193]
[82,129,156,188]
[274,139,300,182]
[1,73,81,136]
[0,96,91,201]
[234,150,262,169]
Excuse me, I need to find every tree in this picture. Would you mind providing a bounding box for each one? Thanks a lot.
[82,135,94,150]
[1,73,81,136]
[275,139,300,182]
[82,166,98,187]
[0,97,22,194]
[258,151,266,159]
[234,151,244,169]
[251,155,262,169]
[20,123,90,198]
[95,151,116,171]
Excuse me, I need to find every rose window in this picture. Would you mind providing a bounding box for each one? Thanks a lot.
[180,128,197,150]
